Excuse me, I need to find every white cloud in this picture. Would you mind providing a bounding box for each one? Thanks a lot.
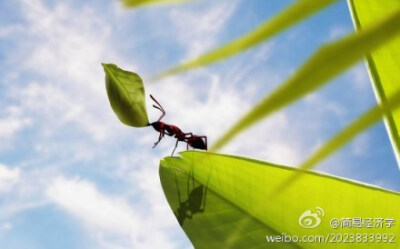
[0,164,20,194]
[349,64,370,89]
[304,93,345,118]
[47,177,137,234]
[0,117,31,139]
[0,200,48,220]
[14,83,110,141]
[227,114,304,166]
[351,133,370,157]
[0,25,24,38]
[1,222,13,231]
[5,0,129,144]
[0,164,57,221]
[328,26,349,40]
[19,0,112,79]
[46,177,179,249]
[169,1,239,59]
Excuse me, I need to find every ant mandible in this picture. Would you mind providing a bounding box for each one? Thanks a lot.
[148,95,207,156]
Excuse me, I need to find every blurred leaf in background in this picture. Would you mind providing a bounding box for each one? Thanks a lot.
[274,88,400,195]
[211,8,400,152]
[123,0,194,8]
[103,63,149,127]
[153,0,337,79]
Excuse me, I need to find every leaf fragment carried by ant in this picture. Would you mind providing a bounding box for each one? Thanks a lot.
[103,63,149,127]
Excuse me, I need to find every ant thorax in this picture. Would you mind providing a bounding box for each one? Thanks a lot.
[166,124,183,136]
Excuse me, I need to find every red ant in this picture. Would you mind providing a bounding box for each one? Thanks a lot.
[148,95,207,156]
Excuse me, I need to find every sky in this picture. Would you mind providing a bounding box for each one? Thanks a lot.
[0,0,399,248]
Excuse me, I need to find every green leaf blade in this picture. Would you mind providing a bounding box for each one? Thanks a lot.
[160,152,400,248]
[211,7,400,151]
[103,63,149,127]
[349,0,400,167]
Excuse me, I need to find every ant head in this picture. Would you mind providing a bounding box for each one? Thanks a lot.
[150,94,165,122]
[151,121,163,131]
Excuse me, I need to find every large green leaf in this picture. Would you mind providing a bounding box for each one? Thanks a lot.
[160,151,400,249]
[211,8,400,152]
[103,63,149,127]
[348,0,400,167]
[153,0,337,80]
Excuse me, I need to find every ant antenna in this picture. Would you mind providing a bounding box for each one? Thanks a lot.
[150,94,165,121]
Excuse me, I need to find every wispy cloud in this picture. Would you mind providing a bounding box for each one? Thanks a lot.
[0,117,31,140]
[169,1,239,59]
[349,64,370,90]
[327,25,350,40]
[46,177,179,249]
[4,0,121,143]
[0,164,20,194]
[47,177,138,234]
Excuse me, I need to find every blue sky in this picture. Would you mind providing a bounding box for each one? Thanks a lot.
[0,0,399,248]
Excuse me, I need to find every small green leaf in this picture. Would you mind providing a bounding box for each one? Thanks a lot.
[103,63,149,127]
[349,0,400,167]
[211,8,400,152]
[160,151,400,249]
[153,0,337,80]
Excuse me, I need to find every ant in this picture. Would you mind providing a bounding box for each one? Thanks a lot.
[148,95,207,156]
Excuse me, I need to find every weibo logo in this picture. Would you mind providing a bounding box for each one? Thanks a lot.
[298,207,325,229]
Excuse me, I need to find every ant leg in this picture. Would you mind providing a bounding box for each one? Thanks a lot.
[171,139,179,156]
[183,133,193,150]
[152,132,162,148]
[153,131,165,148]
[199,136,207,150]
[153,105,165,121]
[150,95,166,122]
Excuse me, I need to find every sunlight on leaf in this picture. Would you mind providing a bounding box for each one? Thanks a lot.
[349,0,400,168]
[272,88,400,196]
[152,0,337,80]
[211,8,400,152]
[160,151,400,248]
[103,63,149,127]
